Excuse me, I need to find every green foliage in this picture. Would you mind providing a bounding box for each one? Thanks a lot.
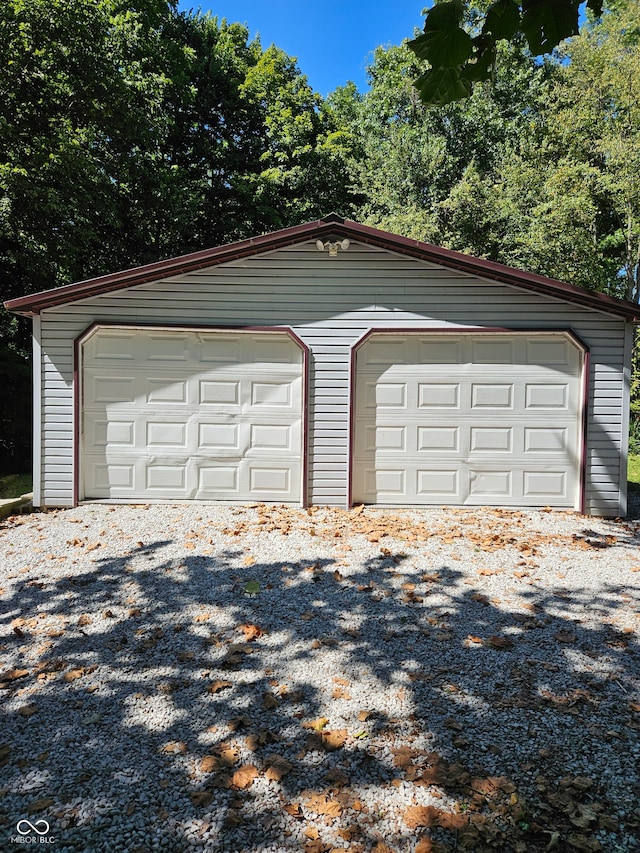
[0,472,32,499]
[0,342,31,475]
[627,451,640,490]
[409,0,605,105]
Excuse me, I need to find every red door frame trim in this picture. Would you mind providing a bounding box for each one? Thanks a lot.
[347,327,590,513]
[73,322,310,508]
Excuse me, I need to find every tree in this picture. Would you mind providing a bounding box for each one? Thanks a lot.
[409,0,604,105]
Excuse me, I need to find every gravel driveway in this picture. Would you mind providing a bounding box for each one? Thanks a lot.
[1,503,639,853]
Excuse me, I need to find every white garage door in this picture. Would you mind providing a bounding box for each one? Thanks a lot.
[81,328,304,502]
[352,333,584,508]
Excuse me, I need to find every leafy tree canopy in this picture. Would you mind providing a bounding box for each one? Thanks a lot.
[409,0,605,105]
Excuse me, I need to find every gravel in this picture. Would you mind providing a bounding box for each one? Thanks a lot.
[1,501,639,853]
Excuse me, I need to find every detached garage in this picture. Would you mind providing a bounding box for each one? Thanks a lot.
[5,214,639,516]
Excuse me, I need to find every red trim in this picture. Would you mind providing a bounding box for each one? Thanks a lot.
[73,322,310,508]
[6,215,640,320]
[347,328,589,513]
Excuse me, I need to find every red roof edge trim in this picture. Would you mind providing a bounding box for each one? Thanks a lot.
[4,216,640,321]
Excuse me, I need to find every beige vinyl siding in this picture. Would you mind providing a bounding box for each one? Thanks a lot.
[38,240,629,514]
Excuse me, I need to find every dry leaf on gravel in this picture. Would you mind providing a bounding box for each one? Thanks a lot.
[325,767,350,786]
[239,623,263,641]
[262,692,279,709]
[0,669,29,689]
[404,805,441,829]
[264,755,293,781]
[207,680,232,694]
[305,793,342,818]
[303,717,329,732]
[232,764,259,789]
[27,797,54,813]
[200,756,220,773]
[160,741,187,755]
[483,635,514,650]
[64,668,85,682]
[283,802,302,818]
[190,790,213,807]
[18,704,38,717]
[566,834,602,852]
[321,729,348,750]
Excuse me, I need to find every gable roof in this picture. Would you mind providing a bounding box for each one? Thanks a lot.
[5,213,640,320]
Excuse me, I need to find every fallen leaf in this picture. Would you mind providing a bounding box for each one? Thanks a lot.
[303,826,320,840]
[264,755,292,781]
[303,717,329,732]
[200,755,220,773]
[630,702,640,713]
[263,692,279,709]
[555,630,576,643]
[18,704,38,717]
[305,793,342,817]
[321,729,347,750]
[283,802,302,818]
[77,615,92,627]
[232,764,258,789]
[190,791,214,807]
[64,668,85,682]
[223,808,243,827]
[216,743,239,765]
[404,805,440,829]
[332,687,352,700]
[160,741,187,755]
[239,623,263,641]
[27,797,54,813]
[566,834,602,852]
[484,635,514,650]
[325,767,349,786]
[207,680,232,694]
[0,668,29,685]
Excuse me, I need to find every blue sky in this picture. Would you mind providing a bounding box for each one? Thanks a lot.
[179,1,427,96]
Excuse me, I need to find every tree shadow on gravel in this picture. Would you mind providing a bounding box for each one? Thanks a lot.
[1,507,639,853]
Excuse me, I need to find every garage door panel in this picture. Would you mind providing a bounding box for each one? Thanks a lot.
[470,383,514,409]
[199,379,240,406]
[82,328,303,502]
[525,383,569,410]
[417,426,459,452]
[418,383,460,409]
[469,470,513,498]
[353,333,583,508]
[472,338,515,363]
[524,427,567,453]
[523,470,567,498]
[417,469,460,497]
[419,339,462,364]
[469,427,512,453]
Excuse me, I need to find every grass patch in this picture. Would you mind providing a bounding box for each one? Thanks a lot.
[0,473,32,499]
[629,454,640,493]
